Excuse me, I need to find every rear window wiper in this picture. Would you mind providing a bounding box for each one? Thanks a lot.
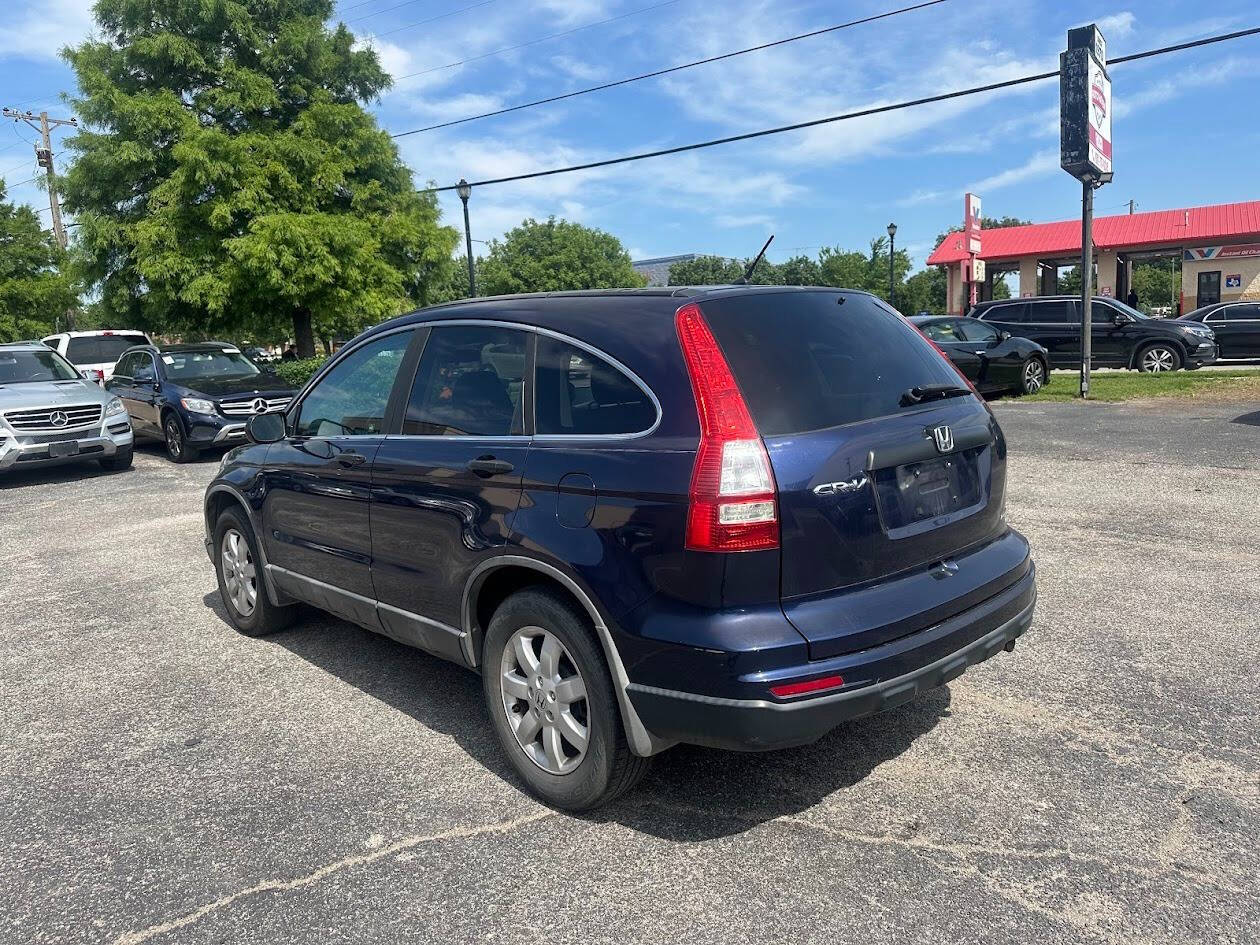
[899,384,971,407]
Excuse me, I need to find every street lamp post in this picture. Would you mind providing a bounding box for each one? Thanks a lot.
[457,178,475,298]
[886,222,898,309]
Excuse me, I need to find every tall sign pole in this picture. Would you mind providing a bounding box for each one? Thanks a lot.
[1060,25,1113,399]
[964,192,982,309]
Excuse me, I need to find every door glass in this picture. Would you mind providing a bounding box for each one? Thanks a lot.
[981,303,1027,323]
[1227,304,1260,321]
[535,336,656,435]
[294,331,412,437]
[918,321,965,343]
[403,326,527,436]
[956,319,999,344]
[1091,303,1118,324]
[112,353,137,379]
[1031,301,1073,323]
[133,357,156,384]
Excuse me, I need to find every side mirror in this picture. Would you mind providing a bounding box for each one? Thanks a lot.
[999,331,1012,341]
[246,412,286,444]
[1112,312,1127,327]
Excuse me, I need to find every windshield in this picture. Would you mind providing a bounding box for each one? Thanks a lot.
[1107,298,1148,319]
[64,334,149,364]
[162,350,261,381]
[0,349,82,384]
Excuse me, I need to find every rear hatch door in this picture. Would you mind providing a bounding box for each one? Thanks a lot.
[700,290,1025,659]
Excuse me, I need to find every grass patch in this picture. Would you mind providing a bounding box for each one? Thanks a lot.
[1025,368,1260,402]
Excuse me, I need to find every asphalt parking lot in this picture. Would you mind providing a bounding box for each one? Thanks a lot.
[3,400,1258,945]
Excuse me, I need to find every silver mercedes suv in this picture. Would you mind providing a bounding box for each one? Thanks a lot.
[0,341,135,473]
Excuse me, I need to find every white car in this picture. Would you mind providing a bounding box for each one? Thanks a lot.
[41,330,153,384]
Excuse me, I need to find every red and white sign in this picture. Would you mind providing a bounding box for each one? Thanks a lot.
[1185,244,1260,260]
[1087,56,1112,174]
[964,193,982,255]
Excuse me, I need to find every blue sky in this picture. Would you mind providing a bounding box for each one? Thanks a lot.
[2,0,1258,272]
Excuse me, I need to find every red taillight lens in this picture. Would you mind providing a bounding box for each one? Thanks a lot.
[675,303,778,552]
[770,675,845,698]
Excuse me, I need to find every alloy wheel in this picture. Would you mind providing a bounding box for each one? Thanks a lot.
[220,528,257,617]
[1022,359,1045,393]
[1142,347,1176,372]
[500,626,590,775]
[166,420,183,458]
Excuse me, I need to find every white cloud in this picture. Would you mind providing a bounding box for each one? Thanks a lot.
[1093,12,1136,37]
[1,0,95,63]
[967,150,1059,192]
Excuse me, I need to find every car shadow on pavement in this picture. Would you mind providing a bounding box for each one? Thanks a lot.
[1231,409,1260,427]
[0,460,126,489]
[202,592,950,841]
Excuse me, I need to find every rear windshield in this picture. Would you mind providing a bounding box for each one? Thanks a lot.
[65,334,148,364]
[701,291,962,435]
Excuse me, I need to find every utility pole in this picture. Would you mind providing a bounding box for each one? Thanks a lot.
[2,107,78,252]
[1128,199,1136,215]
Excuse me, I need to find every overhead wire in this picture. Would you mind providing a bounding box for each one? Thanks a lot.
[409,26,1260,192]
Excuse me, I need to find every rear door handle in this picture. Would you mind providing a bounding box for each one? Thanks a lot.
[337,450,367,467]
[467,456,514,477]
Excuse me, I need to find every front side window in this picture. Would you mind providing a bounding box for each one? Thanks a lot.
[535,336,656,436]
[111,353,138,379]
[132,355,156,383]
[295,331,412,437]
[403,326,527,436]
[956,319,1000,344]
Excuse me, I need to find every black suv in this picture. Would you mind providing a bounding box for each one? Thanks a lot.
[107,342,298,462]
[968,295,1218,372]
[204,288,1037,810]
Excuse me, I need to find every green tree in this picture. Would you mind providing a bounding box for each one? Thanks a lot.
[61,0,458,357]
[667,255,746,285]
[0,181,80,342]
[1131,258,1180,312]
[478,217,645,295]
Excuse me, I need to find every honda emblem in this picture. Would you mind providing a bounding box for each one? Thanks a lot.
[930,424,954,453]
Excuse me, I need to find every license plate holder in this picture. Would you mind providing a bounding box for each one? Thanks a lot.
[48,440,80,458]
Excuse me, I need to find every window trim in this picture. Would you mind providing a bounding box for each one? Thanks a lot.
[386,318,663,442]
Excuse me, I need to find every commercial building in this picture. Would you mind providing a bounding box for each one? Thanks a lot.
[926,199,1260,314]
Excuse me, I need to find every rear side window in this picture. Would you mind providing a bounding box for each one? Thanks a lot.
[64,334,148,364]
[700,292,963,435]
[535,336,656,436]
[1226,304,1260,321]
[403,326,527,436]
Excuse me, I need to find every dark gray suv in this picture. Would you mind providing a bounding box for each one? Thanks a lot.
[968,296,1217,372]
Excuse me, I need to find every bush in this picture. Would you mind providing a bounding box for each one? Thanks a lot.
[273,357,326,388]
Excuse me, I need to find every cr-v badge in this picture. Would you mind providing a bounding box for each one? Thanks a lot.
[814,474,868,496]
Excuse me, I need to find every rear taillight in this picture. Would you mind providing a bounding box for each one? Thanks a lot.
[675,303,778,552]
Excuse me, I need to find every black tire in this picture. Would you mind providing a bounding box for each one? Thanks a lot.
[1135,343,1182,373]
[482,588,651,811]
[164,413,198,463]
[212,507,296,637]
[1017,356,1048,396]
[99,444,133,471]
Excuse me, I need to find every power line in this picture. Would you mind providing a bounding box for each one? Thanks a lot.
[392,0,948,137]
[371,0,497,37]
[347,0,454,26]
[412,25,1260,192]
[393,0,683,78]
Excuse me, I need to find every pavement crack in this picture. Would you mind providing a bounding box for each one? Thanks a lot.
[110,810,553,945]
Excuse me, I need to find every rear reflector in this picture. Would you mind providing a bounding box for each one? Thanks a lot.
[675,303,779,552]
[770,675,846,698]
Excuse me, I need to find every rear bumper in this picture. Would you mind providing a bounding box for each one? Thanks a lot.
[627,563,1035,751]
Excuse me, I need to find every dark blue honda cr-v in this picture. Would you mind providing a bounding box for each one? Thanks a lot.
[204,287,1036,810]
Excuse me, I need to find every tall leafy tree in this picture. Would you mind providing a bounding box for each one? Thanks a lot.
[477,218,645,296]
[62,0,458,356]
[0,180,80,342]
[667,255,746,285]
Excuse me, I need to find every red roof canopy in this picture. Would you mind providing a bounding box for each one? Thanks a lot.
[926,199,1260,265]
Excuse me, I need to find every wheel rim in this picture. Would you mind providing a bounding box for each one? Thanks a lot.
[1143,347,1175,372]
[1023,360,1044,392]
[500,626,590,775]
[220,528,257,617]
[166,421,182,457]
